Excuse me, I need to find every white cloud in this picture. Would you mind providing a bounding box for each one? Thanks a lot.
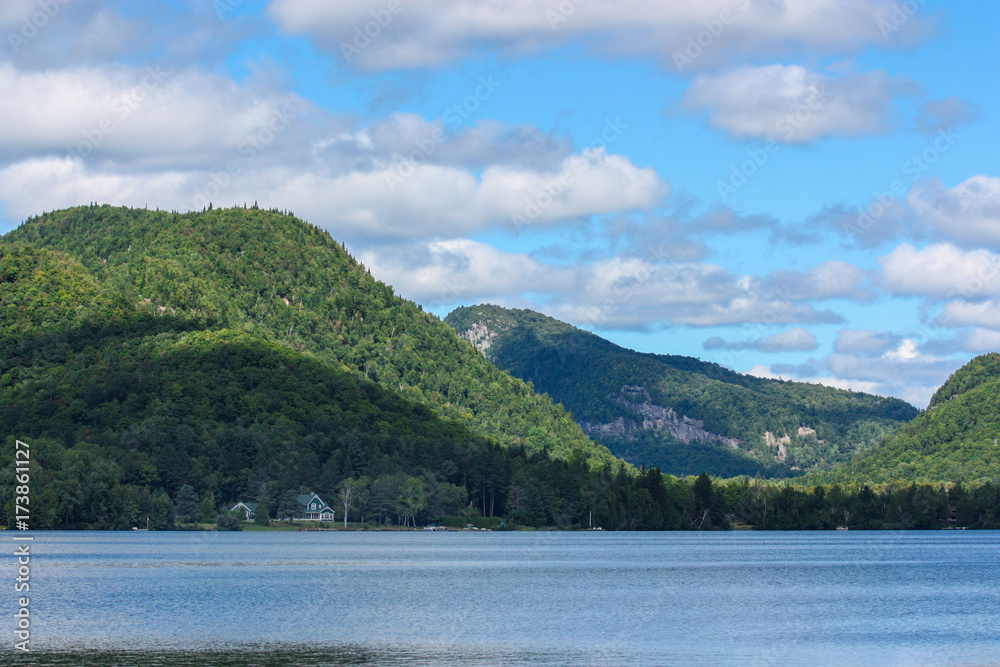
[0,63,315,169]
[940,300,1000,330]
[361,239,570,308]
[914,97,980,135]
[0,62,665,239]
[909,175,1000,248]
[752,342,965,408]
[684,65,908,143]
[705,327,818,353]
[747,364,883,396]
[0,157,194,220]
[1,2,139,66]
[262,148,664,239]
[883,338,919,361]
[267,0,930,71]
[363,239,845,331]
[764,260,873,301]
[557,256,845,329]
[833,329,902,356]
[878,243,1000,298]
[964,328,1000,353]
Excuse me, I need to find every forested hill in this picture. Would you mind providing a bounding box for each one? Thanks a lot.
[445,305,919,478]
[0,205,655,530]
[5,205,615,467]
[816,353,1000,485]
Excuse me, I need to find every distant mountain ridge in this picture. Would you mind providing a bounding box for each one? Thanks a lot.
[446,304,919,478]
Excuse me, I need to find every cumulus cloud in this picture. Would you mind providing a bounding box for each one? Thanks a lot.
[0,152,664,242]
[0,62,665,239]
[684,65,911,143]
[1,2,139,67]
[914,97,979,135]
[0,63,316,169]
[266,0,931,72]
[684,205,821,245]
[747,364,883,396]
[750,340,964,408]
[939,300,1000,330]
[833,329,902,356]
[878,243,1000,299]
[360,239,570,308]
[764,260,873,301]
[363,239,845,331]
[908,176,1000,248]
[1,1,250,70]
[964,328,1000,353]
[705,327,818,353]
[268,148,664,239]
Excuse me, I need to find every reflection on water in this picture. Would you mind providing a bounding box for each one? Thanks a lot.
[1,531,998,666]
[1,644,629,667]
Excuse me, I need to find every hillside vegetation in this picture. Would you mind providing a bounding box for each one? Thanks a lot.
[446,305,918,478]
[817,353,1000,485]
[6,205,614,466]
[0,206,657,530]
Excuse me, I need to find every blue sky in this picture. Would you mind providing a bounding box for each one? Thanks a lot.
[1,0,997,407]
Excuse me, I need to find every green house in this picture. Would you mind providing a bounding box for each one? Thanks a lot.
[297,493,335,521]
[229,501,258,521]
[232,493,335,522]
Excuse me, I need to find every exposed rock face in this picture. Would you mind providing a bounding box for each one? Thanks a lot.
[457,320,511,357]
[580,385,740,449]
[797,425,824,443]
[763,431,792,462]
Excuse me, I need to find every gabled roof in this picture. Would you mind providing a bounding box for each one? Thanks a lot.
[297,492,333,513]
[232,501,258,511]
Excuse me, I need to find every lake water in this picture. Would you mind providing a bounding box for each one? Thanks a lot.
[1,531,998,666]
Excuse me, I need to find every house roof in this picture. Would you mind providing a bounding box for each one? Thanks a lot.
[232,501,258,512]
[297,493,333,513]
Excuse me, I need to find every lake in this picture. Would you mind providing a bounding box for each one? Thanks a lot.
[2,530,998,666]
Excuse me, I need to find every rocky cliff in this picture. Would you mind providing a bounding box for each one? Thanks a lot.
[580,385,741,449]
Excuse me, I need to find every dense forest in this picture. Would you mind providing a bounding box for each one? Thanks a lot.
[5,205,617,467]
[1,206,998,531]
[0,206,620,529]
[446,305,918,477]
[815,353,1000,486]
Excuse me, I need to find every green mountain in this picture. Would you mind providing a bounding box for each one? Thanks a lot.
[445,305,919,478]
[0,205,640,530]
[6,205,615,465]
[818,353,1000,485]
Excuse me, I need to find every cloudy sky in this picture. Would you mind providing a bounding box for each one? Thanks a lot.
[1,0,997,408]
